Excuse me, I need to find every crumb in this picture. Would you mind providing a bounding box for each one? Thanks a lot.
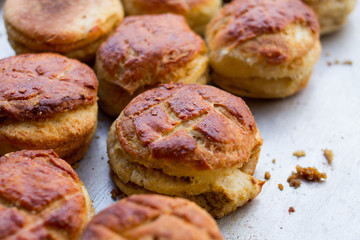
[288,207,295,214]
[335,59,340,64]
[343,60,352,65]
[293,150,306,158]
[327,61,332,66]
[278,184,284,191]
[264,172,271,180]
[101,157,104,160]
[288,165,327,188]
[111,188,120,200]
[322,149,333,164]
[95,136,100,139]
[72,162,80,170]
[325,52,330,57]
[92,168,94,170]
[272,158,276,164]
[287,172,302,188]
[296,165,327,181]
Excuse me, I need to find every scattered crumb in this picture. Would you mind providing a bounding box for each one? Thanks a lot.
[328,59,353,66]
[288,207,295,214]
[101,157,104,160]
[72,162,80,170]
[264,172,271,180]
[322,149,333,164]
[293,150,306,158]
[272,158,276,164]
[343,60,352,65]
[287,172,301,188]
[325,52,330,57]
[111,188,120,200]
[278,184,284,191]
[296,165,327,181]
[92,168,94,170]
[95,136,100,139]
[288,165,327,188]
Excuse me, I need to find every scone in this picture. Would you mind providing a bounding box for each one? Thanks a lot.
[122,0,221,35]
[302,0,358,34]
[4,0,124,62]
[81,194,223,240]
[0,53,98,164]
[107,83,264,218]
[95,14,209,116]
[206,0,322,98]
[0,150,94,240]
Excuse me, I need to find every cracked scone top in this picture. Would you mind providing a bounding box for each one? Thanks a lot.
[206,0,321,98]
[122,0,221,35]
[108,83,264,218]
[95,13,209,116]
[0,53,98,164]
[81,194,223,240]
[0,54,97,120]
[0,150,94,240]
[4,0,124,62]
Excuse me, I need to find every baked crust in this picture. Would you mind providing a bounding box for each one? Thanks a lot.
[116,83,260,173]
[207,0,319,51]
[108,83,264,218]
[122,0,221,35]
[0,150,94,239]
[206,0,321,98]
[0,53,98,120]
[4,0,124,58]
[80,194,223,240]
[96,14,207,95]
[302,0,357,34]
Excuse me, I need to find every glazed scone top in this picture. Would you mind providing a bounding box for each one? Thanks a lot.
[81,194,223,240]
[116,83,262,172]
[124,0,216,14]
[0,150,91,239]
[4,0,123,45]
[97,14,207,95]
[207,0,319,50]
[0,53,98,120]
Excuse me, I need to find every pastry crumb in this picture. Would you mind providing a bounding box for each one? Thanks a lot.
[95,135,100,139]
[293,150,306,158]
[264,172,271,180]
[288,207,295,214]
[72,162,80,170]
[111,188,120,200]
[325,52,330,57]
[343,60,352,65]
[272,158,276,164]
[322,149,333,164]
[278,184,284,191]
[327,61,332,66]
[288,165,327,188]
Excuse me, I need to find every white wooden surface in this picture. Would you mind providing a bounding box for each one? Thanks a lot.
[0,2,359,239]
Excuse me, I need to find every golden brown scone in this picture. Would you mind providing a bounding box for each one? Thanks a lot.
[303,0,357,34]
[0,150,94,240]
[0,53,98,164]
[107,83,264,218]
[95,14,209,116]
[4,0,124,62]
[81,194,223,240]
[122,0,221,35]
[206,0,322,98]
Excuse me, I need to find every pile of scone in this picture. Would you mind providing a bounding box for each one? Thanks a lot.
[0,0,356,239]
